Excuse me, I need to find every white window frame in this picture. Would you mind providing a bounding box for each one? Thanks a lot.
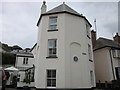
[90,71,94,86]
[88,44,92,60]
[86,24,90,38]
[46,70,56,88]
[49,16,57,30]
[112,49,120,58]
[48,39,57,57]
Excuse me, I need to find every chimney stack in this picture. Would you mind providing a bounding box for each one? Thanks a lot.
[41,1,47,14]
[91,30,96,48]
[113,32,120,43]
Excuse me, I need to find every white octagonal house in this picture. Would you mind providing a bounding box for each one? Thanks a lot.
[35,1,96,89]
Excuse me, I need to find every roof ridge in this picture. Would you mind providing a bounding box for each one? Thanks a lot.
[37,3,92,27]
[46,3,80,15]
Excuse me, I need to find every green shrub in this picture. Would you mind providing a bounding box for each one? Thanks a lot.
[23,78,31,84]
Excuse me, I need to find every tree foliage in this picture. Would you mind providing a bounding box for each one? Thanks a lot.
[2,52,16,65]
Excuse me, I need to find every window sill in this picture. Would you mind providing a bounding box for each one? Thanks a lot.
[87,35,91,39]
[46,56,58,59]
[89,59,93,62]
[48,29,58,32]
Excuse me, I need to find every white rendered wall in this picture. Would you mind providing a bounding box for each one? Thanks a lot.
[16,56,34,68]
[64,13,95,88]
[35,14,65,88]
[94,48,114,83]
[35,13,95,89]
[94,47,120,83]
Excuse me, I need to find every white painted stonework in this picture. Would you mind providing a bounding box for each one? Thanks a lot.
[35,2,96,89]
[15,52,35,87]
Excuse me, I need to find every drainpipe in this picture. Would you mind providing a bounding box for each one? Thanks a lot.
[109,48,115,80]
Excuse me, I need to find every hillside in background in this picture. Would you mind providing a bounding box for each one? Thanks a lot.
[0,42,30,66]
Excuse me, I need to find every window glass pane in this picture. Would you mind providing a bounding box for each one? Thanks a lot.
[86,24,90,36]
[49,48,52,55]
[47,79,51,86]
[49,17,57,24]
[112,50,115,57]
[26,58,28,64]
[52,70,56,78]
[47,70,51,78]
[48,40,57,57]
[49,17,57,30]
[118,50,120,57]
[88,44,91,59]
[23,58,25,64]
[52,79,56,87]
[48,40,56,48]
[53,48,56,54]
[49,25,57,30]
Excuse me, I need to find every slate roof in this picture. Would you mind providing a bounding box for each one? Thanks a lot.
[45,3,80,15]
[94,37,120,51]
[37,3,92,27]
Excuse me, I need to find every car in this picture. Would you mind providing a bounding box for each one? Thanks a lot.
[0,67,7,90]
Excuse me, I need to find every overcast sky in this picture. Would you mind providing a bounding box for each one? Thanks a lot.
[0,0,119,49]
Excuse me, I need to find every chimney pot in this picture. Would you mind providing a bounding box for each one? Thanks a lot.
[113,32,120,43]
[41,1,47,14]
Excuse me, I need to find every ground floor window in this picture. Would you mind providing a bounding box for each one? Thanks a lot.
[90,71,94,86]
[115,67,120,80]
[47,70,56,87]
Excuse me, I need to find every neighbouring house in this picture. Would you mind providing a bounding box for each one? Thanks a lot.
[15,49,35,87]
[93,32,120,84]
[35,1,96,89]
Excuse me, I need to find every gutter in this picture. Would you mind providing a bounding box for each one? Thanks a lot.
[109,48,115,80]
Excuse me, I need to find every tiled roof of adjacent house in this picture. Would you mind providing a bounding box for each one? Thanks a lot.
[94,37,120,51]
[37,3,92,27]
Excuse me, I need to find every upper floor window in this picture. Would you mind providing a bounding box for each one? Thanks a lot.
[112,49,120,58]
[86,24,90,38]
[88,44,92,61]
[49,17,57,30]
[48,39,57,57]
[23,57,28,64]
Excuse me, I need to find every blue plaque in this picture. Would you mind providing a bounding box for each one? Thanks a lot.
[73,56,78,62]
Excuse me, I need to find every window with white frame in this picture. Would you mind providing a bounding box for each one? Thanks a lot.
[23,57,28,64]
[90,71,94,86]
[48,39,57,57]
[86,24,90,38]
[112,49,120,58]
[49,17,57,30]
[47,70,56,87]
[88,44,92,61]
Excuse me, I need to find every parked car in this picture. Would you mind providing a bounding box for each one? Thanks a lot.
[0,67,7,90]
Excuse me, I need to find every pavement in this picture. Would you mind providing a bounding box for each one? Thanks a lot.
[5,88,102,90]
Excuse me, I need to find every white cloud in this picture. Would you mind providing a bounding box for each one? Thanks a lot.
[1,2,119,48]
[2,2,39,48]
